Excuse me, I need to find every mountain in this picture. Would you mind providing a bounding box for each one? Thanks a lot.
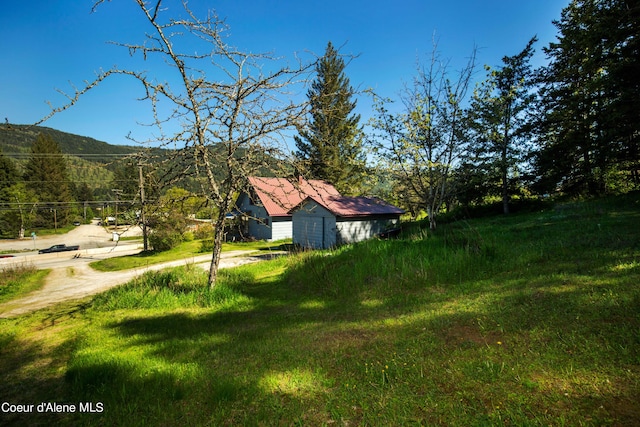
[0,124,146,194]
[0,123,289,196]
[0,124,140,160]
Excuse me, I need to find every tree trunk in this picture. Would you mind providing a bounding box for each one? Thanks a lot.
[501,148,509,215]
[208,213,226,288]
[582,141,598,196]
[502,164,510,215]
[427,205,437,230]
[502,110,511,215]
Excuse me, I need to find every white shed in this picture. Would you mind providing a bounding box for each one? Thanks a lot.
[291,199,338,249]
[291,196,404,249]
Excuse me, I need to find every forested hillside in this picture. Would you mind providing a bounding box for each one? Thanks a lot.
[0,124,143,191]
[0,123,268,238]
[0,124,139,159]
[0,124,150,237]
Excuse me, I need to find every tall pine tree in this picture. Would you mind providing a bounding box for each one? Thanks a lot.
[295,42,364,194]
[600,0,640,187]
[466,37,537,214]
[534,0,640,195]
[23,133,74,228]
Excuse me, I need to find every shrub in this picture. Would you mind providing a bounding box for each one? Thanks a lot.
[149,228,183,252]
[193,223,214,240]
[199,239,214,253]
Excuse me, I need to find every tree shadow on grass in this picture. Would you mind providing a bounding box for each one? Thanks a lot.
[0,330,81,426]
[65,214,640,425]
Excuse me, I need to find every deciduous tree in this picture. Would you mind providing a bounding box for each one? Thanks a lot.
[0,183,38,238]
[46,0,312,287]
[370,44,475,229]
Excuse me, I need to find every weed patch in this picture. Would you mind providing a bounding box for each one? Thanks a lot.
[0,264,47,304]
[90,265,254,311]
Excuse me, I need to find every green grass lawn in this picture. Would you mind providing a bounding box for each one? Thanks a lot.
[89,239,290,271]
[1,195,639,426]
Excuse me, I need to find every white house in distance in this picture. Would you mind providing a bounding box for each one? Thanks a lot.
[290,195,404,249]
[235,177,341,241]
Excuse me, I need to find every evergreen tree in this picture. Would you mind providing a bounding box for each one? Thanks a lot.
[534,0,640,195]
[110,160,140,198]
[466,37,537,214]
[23,133,74,227]
[600,0,640,187]
[295,42,364,194]
[73,182,94,204]
[0,183,38,238]
[0,149,20,193]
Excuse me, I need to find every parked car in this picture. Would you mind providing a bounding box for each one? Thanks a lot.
[38,244,80,254]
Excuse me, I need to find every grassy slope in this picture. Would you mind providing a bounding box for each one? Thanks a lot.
[0,195,638,426]
[0,266,48,304]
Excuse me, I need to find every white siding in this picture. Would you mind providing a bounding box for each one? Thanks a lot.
[336,217,400,245]
[271,217,293,241]
[293,200,402,249]
[292,201,337,249]
[237,192,293,241]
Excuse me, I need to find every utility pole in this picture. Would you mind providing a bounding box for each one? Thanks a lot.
[52,208,57,233]
[15,196,24,239]
[138,162,149,251]
[112,189,123,229]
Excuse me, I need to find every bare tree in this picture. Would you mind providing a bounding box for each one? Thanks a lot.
[42,0,312,287]
[370,42,475,230]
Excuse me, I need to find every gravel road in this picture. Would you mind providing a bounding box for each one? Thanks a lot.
[0,222,285,318]
[0,221,142,253]
[0,250,271,318]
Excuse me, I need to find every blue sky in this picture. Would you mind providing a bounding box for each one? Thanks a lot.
[1,0,567,149]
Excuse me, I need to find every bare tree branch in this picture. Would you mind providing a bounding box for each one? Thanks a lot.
[41,0,315,286]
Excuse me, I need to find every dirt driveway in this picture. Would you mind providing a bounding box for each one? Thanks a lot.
[0,250,284,319]
[0,225,284,318]
[1,222,287,318]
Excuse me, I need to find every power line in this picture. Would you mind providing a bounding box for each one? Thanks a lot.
[0,200,137,206]
[2,153,138,158]
[0,180,138,184]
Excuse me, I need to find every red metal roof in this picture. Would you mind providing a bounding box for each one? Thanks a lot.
[247,177,341,217]
[293,195,405,217]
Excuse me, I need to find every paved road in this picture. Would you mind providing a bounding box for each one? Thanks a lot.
[0,221,142,253]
